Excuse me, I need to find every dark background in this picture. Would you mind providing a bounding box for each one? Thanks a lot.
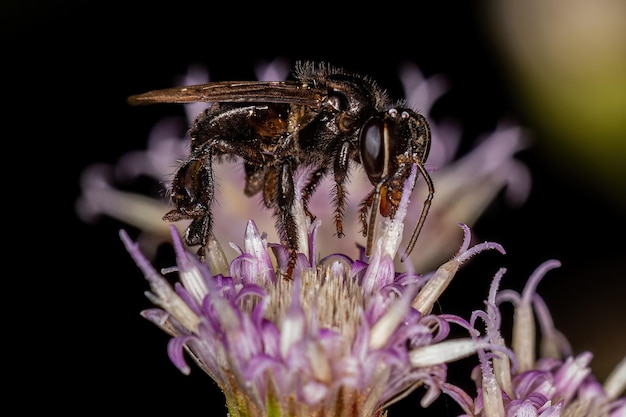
[5,1,624,414]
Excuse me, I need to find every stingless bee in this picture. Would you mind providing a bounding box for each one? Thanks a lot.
[127,61,434,276]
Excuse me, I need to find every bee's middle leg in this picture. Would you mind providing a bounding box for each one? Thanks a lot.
[274,162,300,278]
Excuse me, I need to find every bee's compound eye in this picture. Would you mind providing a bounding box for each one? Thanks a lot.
[359,117,386,182]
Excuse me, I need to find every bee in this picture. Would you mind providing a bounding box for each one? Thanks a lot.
[128,61,434,276]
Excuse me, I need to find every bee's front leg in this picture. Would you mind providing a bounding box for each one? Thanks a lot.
[358,189,375,237]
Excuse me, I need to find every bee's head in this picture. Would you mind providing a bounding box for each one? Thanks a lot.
[358,108,434,259]
[359,108,431,185]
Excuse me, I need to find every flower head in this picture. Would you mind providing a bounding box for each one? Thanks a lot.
[120,163,508,417]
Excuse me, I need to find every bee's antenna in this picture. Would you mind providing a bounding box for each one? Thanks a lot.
[401,162,434,262]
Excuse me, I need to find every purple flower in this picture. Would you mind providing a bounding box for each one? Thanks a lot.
[120,164,507,417]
